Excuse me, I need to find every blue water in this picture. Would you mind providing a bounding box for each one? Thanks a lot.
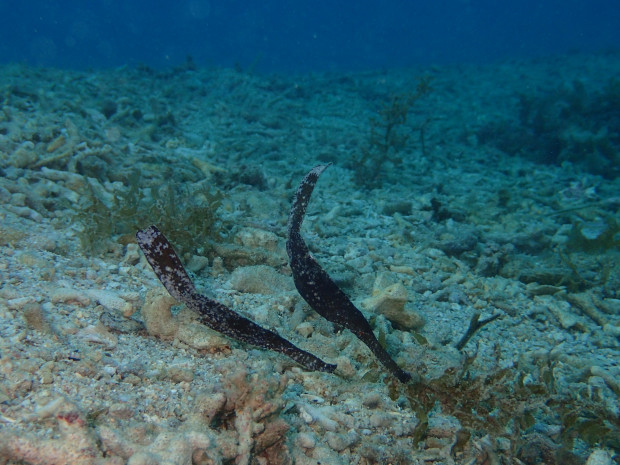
[0,0,619,72]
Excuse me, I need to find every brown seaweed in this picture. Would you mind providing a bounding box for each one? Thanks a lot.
[286,164,412,383]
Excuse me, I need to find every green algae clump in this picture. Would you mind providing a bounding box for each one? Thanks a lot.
[74,170,224,255]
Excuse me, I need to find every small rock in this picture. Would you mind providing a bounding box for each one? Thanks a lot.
[9,142,38,168]
[299,403,339,431]
[186,255,210,273]
[166,365,194,383]
[603,323,620,337]
[6,296,37,310]
[517,434,558,465]
[176,310,230,352]
[194,391,226,423]
[296,432,316,449]
[597,297,620,315]
[210,256,226,276]
[235,227,280,252]
[109,402,133,420]
[436,230,478,257]
[0,185,11,203]
[295,322,314,338]
[37,361,55,384]
[362,281,424,330]
[555,307,580,330]
[586,449,614,465]
[325,432,347,452]
[86,289,134,316]
[361,392,383,409]
[334,356,356,379]
[123,429,215,465]
[51,288,91,306]
[76,322,118,350]
[383,201,412,216]
[100,312,145,333]
[122,243,141,266]
[229,265,293,294]
[435,285,470,305]
[141,289,179,339]
[325,431,358,452]
[123,374,142,385]
[369,412,392,428]
[22,303,54,334]
[142,289,229,351]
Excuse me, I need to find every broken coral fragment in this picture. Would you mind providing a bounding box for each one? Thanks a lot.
[0,396,112,465]
[188,366,293,464]
[76,322,119,349]
[86,289,135,316]
[99,425,217,465]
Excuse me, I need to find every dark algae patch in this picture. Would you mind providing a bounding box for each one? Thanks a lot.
[351,76,433,188]
[392,351,620,463]
[478,78,620,179]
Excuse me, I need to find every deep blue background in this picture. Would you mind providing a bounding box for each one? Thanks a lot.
[1,0,619,72]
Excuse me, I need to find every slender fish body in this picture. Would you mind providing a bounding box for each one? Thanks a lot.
[136,225,336,373]
[286,164,412,383]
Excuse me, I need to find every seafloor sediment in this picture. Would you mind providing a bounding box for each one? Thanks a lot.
[0,53,619,464]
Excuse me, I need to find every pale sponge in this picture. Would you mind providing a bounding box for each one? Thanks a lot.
[362,278,425,331]
[141,288,230,351]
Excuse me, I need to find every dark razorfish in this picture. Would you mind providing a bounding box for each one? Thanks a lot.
[286,164,412,383]
[136,225,336,373]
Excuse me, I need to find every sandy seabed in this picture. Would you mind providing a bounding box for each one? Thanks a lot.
[0,53,619,464]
